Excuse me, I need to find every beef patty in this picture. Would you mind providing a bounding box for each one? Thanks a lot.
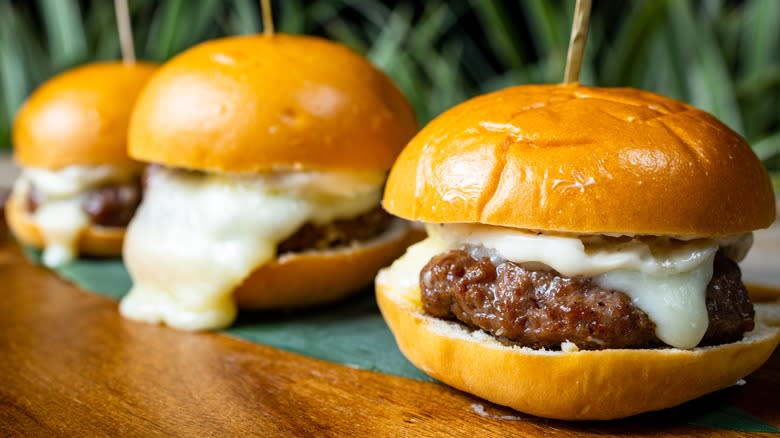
[420,248,754,350]
[26,182,142,228]
[277,206,393,253]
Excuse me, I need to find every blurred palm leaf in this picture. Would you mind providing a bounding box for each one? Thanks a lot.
[0,0,778,187]
[37,0,88,69]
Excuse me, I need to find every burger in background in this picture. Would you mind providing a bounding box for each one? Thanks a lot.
[5,62,157,267]
[121,34,418,331]
[376,84,780,420]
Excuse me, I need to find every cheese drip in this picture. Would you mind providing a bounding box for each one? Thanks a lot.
[34,200,89,266]
[12,165,139,267]
[385,224,752,349]
[120,167,384,331]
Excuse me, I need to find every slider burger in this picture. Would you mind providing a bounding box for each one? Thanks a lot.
[121,34,417,330]
[376,84,780,420]
[6,62,157,267]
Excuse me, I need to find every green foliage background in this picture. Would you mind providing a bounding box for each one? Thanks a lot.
[1,0,778,187]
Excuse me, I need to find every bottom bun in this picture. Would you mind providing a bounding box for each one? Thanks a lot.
[375,269,780,420]
[5,195,124,257]
[234,220,421,309]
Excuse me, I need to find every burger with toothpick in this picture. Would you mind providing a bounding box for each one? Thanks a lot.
[375,0,780,420]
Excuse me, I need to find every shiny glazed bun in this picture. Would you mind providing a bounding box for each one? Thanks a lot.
[376,273,780,420]
[5,195,124,256]
[384,84,775,237]
[13,62,157,170]
[129,34,418,172]
[235,220,418,309]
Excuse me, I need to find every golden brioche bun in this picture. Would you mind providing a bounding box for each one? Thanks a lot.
[383,84,775,237]
[129,34,417,172]
[375,269,780,420]
[235,220,419,309]
[13,62,157,170]
[5,194,123,257]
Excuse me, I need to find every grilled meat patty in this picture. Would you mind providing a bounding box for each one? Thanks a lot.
[420,248,754,350]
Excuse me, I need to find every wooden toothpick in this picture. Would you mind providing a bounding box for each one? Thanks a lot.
[114,0,136,64]
[261,0,275,36]
[563,0,592,84]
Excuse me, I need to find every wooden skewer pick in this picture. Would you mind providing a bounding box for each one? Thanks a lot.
[261,0,275,36]
[114,0,136,64]
[563,0,593,84]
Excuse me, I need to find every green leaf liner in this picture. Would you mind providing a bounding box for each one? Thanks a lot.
[689,406,780,433]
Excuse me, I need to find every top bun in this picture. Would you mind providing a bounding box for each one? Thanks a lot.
[13,61,157,169]
[384,84,776,237]
[129,34,418,173]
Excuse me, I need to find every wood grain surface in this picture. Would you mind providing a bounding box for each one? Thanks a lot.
[1,233,779,436]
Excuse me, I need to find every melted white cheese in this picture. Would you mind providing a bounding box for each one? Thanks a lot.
[432,224,718,276]
[20,165,139,198]
[385,224,751,349]
[12,165,138,267]
[595,264,713,348]
[381,235,450,300]
[120,167,384,331]
[35,200,90,266]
